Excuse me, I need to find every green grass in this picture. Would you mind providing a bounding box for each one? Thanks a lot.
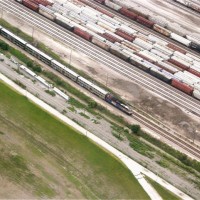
[0,81,150,199]
[146,177,181,200]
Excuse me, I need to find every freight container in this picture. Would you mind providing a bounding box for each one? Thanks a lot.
[133,38,153,50]
[168,58,190,70]
[95,6,114,18]
[188,68,200,78]
[119,7,137,20]
[86,23,105,34]
[136,16,155,28]
[119,24,137,35]
[139,60,154,71]
[39,5,55,21]
[129,54,143,66]
[153,24,171,37]
[183,71,200,83]
[121,41,142,52]
[157,61,179,74]
[139,50,163,62]
[186,35,200,46]
[97,21,116,32]
[128,7,148,19]
[55,13,74,31]
[147,34,168,45]
[191,64,200,73]
[170,33,191,47]
[91,36,110,51]
[150,67,173,83]
[100,14,121,25]
[109,45,130,61]
[22,0,39,11]
[186,53,200,62]
[171,79,194,95]
[99,32,119,43]
[105,30,124,41]
[150,49,170,60]
[136,52,154,63]
[105,0,122,11]
[73,27,92,41]
[115,29,136,42]
[153,44,174,56]
[193,90,200,100]
[167,43,186,54]
[189,2,200,12]
[173,51,193,63]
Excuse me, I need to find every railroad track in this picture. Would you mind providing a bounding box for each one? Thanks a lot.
[1,1,200,159]
[2,0,200,118]
[168,0,200,17]
[132,110,200,159]
[90,0,200,57]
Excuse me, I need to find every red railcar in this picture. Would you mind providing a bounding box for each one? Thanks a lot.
[115,29,136,42]
[171,79,194,95]
[167,43,186,54]
[168,59,189,70]
[135,52,154,63]
[136,16,155,28]
[95,6,114,18]
[31,0,53,6]
[22,0,39,11]
[100,33,122,43]
[119,7,137,20]
[188,68,200,78]
[73,27,93,41]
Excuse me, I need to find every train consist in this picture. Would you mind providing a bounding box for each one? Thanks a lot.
[173,0,200,13]
[0,26,133,115]
[14,0,200,100]
[93,0,200,52]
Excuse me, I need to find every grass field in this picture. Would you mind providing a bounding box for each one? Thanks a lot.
[0,81,150,199]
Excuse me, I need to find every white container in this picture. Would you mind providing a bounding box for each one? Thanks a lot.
[133,38,153,50]
[105,0,122,11]
[193,90,200,100]
[170,33,191,47]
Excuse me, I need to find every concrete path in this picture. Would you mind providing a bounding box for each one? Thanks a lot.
[0,72,194,200]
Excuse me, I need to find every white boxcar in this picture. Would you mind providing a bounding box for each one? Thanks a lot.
[173,51,193,63]
[150,49,170,60]
[19,65,36,77]
[133,38,153,50]
[153,44,174,56]
[105,0,122,11]
[170,33,191,47]
[120,24,137,35]
[171,56,191,67]
[193,90,200,100]
[148,34,168,45]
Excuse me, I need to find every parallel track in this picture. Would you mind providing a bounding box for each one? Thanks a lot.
[2,0,200,117]
[90,0,200,57]
[1,1,200,159]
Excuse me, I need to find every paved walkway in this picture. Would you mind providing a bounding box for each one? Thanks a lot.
[0,73,194,200]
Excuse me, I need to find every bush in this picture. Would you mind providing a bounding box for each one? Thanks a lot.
[0,41,9,50]
[88,100,97,109]
[130,125,141,135]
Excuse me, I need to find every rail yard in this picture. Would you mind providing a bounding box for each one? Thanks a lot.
[1,0,200,199]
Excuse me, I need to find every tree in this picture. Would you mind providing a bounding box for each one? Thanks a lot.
[130,124,141,136]
[0,41,9,50]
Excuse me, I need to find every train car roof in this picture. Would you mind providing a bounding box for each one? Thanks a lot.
[2,28,27,44]
[26,43,53,60]
[51,60,79,77]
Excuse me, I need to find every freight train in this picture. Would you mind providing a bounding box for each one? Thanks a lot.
[13,0,200,100]
[92,0,200,52]
[0,26,133,115]
[173,0,200,13]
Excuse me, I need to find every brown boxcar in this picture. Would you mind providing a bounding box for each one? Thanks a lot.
[168,59,189,70]
[115,29,136,42]
[73,27,93,41]
[153,24,171,37]
[119,7,137,20]
[135,52,154,63]
[23,0,39,11]
[136,16,155,28]
[100,32,122,43]
[188,68,200,78]
[171,79,194,95]
[167,43,187,54]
